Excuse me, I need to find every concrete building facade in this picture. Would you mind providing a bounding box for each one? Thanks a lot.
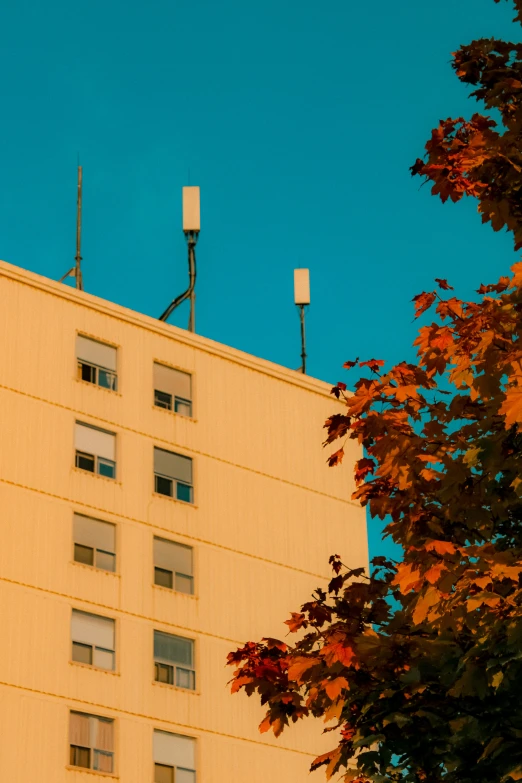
[0,260,368,782]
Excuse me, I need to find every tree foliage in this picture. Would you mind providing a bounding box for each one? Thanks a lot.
[227,4,522,782]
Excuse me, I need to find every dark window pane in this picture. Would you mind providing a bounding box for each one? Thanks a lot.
[175,398,192,417]
[177,482,192,503]
[155,763,174,783]
[155,390,173,410]
[155,662,173,684]
[70,745,91,769]
[96,550,116,572]
[176,667,196,690]
[97,458,116,479]
[175,573,194,595]
[79,362,96,384]
[74,543,94,566]
[155,567,173,589]
[155,475,173,497]
[76,452,95,472]
[98,369,117,391]
[72,642,93,665]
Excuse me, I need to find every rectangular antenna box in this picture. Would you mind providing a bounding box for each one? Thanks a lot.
[294,268,310,305]
[182,186,201,232]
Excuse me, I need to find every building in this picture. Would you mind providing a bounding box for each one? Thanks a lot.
[0,259,368,782]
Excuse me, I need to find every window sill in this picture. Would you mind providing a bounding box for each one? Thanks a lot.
[71,560,120,578]
[152,404,197,423]
[72,467,121,486]
[69,661,120,676]
[152,583,197,600]
[152,679,200,696]
[152,492,197,509]
[66,765,118,779]
[75,378,122,397]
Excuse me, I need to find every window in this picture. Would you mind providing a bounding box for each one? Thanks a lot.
[154,537,194,594]
[154,448,193,503]
[77,335,117,391]
[71,610,115,671]
[154,731,196,783]
[75,422,116,479]
[154,631,195,690]
[73,514,116,572]
[153,363,192,416]
[69,711,114,773]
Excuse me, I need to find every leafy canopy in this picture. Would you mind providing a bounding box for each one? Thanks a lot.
[228,3,522,782]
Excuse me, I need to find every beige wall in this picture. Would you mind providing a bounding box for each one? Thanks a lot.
[0,261,368,782]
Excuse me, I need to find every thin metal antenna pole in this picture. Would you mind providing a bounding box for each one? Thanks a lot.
[75,166,83,291]
[188,237,196,332]
[299,304,307,374]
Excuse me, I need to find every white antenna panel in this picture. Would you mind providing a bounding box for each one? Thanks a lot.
[294,268,310,305]
[182,186,201,233]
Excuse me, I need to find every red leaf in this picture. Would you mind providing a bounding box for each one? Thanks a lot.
[359,359,385,372]
[412,291,436,318]
[343,358,359,369]
[327,449,344,467]
[425,540,457,555]
[435,278,454,290]
[285,612,308,633]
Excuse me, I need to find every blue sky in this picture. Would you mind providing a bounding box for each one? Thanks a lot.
[0,0,519,560]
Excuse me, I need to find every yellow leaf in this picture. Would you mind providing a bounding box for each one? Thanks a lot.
[325,677,349,701]
[511,261,522,289]
[467,592,501,611]
[324,698,345,723]
[512,477,522,496]
[326,747,343,780]
[463,446,481,467]
[490,562,522,581]
[287,656,320,684]
[413,586,440,624]
[500,384,522,428]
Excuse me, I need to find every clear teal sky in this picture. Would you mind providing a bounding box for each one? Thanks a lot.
[0,0,518,560]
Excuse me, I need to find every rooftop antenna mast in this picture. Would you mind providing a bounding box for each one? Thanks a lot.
[294,268,310,373]
[59,165,84,290]
[159,186,200,332]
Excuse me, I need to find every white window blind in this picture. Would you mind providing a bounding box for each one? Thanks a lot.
[154,538,192,576]
[71,611,115,650]
[154,632,193,666]
[153,731,195,770]
[154,448,192,483]
[75,423,116,461]
[74,515,115,553]
[77,336,117,371]
[154,363,191,401]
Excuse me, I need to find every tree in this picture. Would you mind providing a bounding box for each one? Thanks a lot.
[227,3,522,782]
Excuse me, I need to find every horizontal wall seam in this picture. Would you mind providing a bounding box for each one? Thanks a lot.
[0,381,356,508]
[0,477,333,580]
[0,679,317,758]
[0,574,242,645]
[0,266,334,400]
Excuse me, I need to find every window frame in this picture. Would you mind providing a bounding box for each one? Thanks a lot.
[76,334,118,392]
[73,514,117,573]
[153,361,194,418]
[153,537,194,596]
[68,711,115,774]
[71,610,116,672]
[153,732,197,783]
[77,359,118,391]
[75,449,117,479]
[153,631,196,691]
